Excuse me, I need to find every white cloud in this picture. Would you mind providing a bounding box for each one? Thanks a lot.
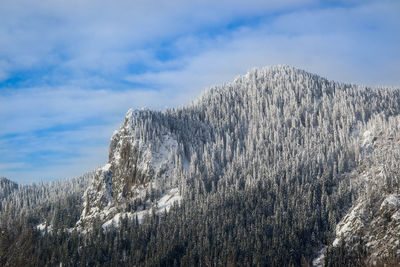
[0,0,313,83]
[126,0,400,88]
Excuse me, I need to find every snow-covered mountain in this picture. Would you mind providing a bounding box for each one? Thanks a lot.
[2,66,400,266]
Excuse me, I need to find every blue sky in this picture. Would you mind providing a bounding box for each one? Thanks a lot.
[0,0,399,183]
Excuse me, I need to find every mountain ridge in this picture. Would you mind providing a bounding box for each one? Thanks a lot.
[1,65,400,266]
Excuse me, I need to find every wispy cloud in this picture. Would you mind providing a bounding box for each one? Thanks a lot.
[0,0,399,183]
[0,0,312,86]
[0,87,183,183]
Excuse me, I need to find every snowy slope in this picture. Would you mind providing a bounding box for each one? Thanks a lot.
[326,116,400,264]
[102,188,181,228]
[71,66,400,264]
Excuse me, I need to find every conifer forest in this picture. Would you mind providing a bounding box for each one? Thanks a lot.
[1,66,400,266]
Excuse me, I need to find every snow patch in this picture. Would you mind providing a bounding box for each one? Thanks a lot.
[157,188,181,212]
[102,212,134,228]
[380,194,399,211]
[362,130,373,147]
[101,163,112,172]
[37,222,52,233]
[102,188,181,229]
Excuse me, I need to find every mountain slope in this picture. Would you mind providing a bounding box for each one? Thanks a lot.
[325,115,400,265]
[73,66,400,265]
[2,66,400,266]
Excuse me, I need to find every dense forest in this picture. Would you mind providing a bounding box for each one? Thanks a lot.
[1,66,399,266]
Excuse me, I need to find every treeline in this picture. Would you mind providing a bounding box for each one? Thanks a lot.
[0,172,93,229]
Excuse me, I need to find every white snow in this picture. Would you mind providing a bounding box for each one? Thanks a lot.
[333,201,365,247]
[157,188,181,213]
[380,194,399,211]
[312,247,325,267]
[102,187,181,229]
[362,130,373,147]
[135,134,178,175]
[102,212,134,228]
[101,163,112,172]
[37,222,52,232]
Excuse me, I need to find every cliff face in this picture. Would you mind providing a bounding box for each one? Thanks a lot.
[108,111,179,201]
[77,109,181,229]
[327,115,400,265]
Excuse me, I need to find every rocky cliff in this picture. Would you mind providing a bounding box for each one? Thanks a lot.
[76,109,182,230]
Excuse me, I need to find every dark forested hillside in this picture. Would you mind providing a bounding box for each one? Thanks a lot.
[1,66,399,266]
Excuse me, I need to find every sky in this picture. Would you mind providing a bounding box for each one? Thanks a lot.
[0,0,399,184]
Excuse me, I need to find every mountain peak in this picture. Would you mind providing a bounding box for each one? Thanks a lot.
[24,66,399,265]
